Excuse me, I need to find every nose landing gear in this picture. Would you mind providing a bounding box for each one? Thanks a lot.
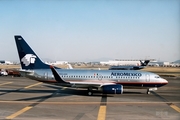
[146,87,157,94]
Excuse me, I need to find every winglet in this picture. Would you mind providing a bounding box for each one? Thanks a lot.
[50,66,70,84]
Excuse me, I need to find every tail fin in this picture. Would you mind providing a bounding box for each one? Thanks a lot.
[140,60,150,66]
[15,35,53,69]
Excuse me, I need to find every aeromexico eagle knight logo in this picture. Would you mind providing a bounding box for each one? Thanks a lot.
[21,54,37,66]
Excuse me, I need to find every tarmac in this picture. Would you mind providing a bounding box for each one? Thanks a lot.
[0,76,179,120]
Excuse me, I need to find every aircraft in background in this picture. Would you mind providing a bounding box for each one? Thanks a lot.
[14,35,168,95]
[109,60,150,70]
[67,64,73,69]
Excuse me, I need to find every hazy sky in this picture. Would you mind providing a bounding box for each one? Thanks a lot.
[0,0,179,62]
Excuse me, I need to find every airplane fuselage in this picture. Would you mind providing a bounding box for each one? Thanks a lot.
[25,69,168,89]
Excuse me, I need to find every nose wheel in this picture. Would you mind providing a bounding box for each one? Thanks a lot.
[147,89,151,94]
[147,88,157,94]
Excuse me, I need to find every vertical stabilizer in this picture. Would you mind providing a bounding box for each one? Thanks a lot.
[140,60,150,66]
[14,35,53,69]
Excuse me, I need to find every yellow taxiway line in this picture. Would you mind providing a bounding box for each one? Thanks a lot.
[0,101,180,104]
[5,82,42,119]
[0,82,13,86]
[97,106,106,120]
[24,82,42,89]
[170,104,180,113]
[6,106,32,119]
[3,102,180,119]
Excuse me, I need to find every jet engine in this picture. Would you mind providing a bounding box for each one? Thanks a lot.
[102,84,123,94]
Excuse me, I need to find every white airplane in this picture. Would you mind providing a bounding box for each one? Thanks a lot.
[101,60,149,66]
[67,64,73,69]
[108,60,150,70]
[14,35,168,95]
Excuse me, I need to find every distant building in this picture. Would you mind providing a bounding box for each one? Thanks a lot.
[148,61,179,67]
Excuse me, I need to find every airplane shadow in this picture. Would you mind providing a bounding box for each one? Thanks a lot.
[0,85,144,102]
[123,91,143,94]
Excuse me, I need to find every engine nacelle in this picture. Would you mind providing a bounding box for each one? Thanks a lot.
[102,84,123,94]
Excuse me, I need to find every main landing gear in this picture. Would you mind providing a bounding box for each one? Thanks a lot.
[88,91,93,96]
[146,89,151,94]
[87,87,93,96]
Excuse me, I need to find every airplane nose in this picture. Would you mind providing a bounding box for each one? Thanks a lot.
[163,78,168,84]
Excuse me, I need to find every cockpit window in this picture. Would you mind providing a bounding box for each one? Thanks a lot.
[155,76,160,78]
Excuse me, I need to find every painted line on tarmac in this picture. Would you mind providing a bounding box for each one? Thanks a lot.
[97,94,107,120]
[0,82,14,96]
[170,104,180,113]
[0,101,180,105]
[24,82,42,89]
[6,106,32,119]
[0,82,13,86]
[151,91,180,113]
[5,89,60,119]
[97,106,106,120]
[0,82,42,97]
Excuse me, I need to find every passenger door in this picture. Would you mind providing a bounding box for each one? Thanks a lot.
[98,74,102,81]
[146,74,150,82]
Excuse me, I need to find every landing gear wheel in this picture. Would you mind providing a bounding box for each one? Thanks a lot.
[146,89,151,94]
[88,91,93,96]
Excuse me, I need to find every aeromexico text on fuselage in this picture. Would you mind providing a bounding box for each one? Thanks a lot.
[111,72,142,76]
